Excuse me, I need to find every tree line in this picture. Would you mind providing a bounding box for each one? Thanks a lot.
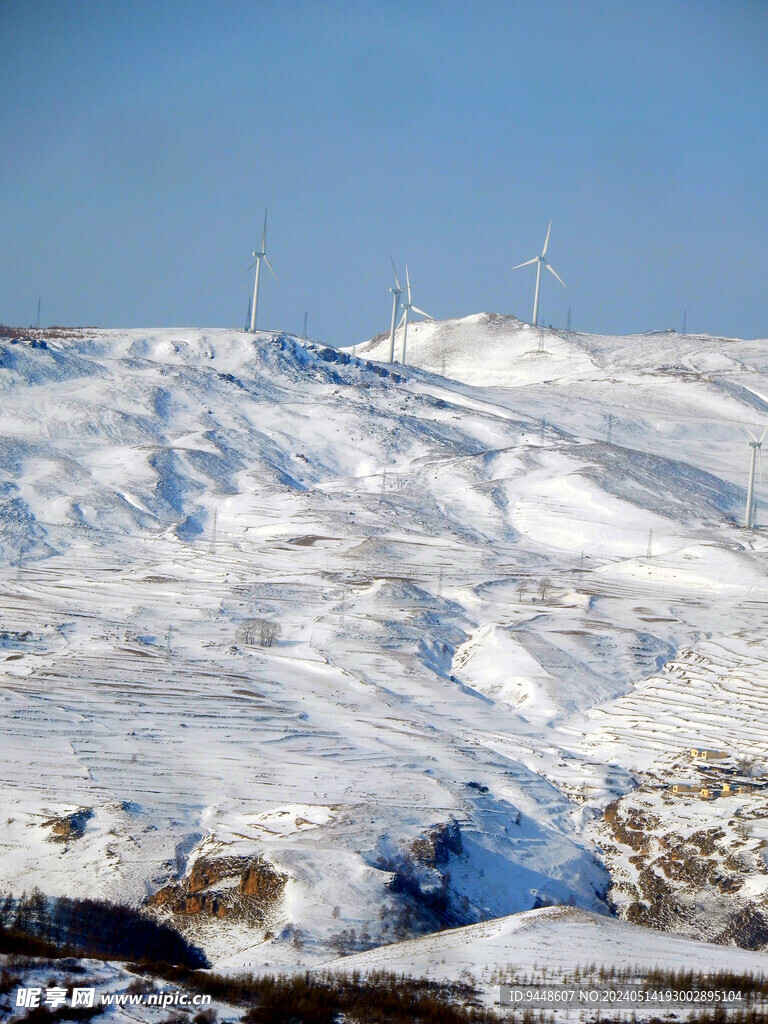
[0,888,206,967]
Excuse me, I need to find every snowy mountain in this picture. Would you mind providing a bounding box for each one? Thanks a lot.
[1,315,768,978]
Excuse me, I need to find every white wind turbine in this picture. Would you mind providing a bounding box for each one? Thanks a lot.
[512,220,565,327]
[247,209,277,332]
[387,258,403,364]
[743,426,767,528]
[398,265,432,366]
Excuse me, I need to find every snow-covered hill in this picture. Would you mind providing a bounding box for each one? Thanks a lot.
[1,317,768,975]
[324,904,768,981]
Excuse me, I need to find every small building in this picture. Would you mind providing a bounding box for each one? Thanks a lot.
[699,786,720,800]
[671,783,700,796]
[690,748,729,761]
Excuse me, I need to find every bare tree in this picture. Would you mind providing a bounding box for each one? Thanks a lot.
[259,620,281,647]
[237,618,282,647]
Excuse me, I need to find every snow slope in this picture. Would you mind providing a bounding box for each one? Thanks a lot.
[1,318,768,973]
[324,904,768,979]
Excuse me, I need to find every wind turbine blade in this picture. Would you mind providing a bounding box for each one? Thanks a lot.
[512,258,538,270]
[411,307,432,319]
[397,310,407,329]
[263,254,278,280]
[405,265,412,305]
[390,256,401,292]
[261,209,268,250]
[544,262,566,287]
[245,261,258,273]
[542,220,552,256]
[760,427,768,444]
[745,427,759,443]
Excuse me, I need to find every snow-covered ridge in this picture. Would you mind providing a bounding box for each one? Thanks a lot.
[323,905,768,978]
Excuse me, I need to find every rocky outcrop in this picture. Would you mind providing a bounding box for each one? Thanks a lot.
[148,855,287,923]
[715,904,768,950]
[43,808,93,843]
[409,820,463,868]
[376,820,467,937]
[595,784,768,950]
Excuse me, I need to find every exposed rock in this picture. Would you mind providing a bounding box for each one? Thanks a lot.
[594,783,768,950]
[409,820,463,868]
[715,904,768,950]
[375,820,467,939]
[43,808,93,843]
[148,855,287,923]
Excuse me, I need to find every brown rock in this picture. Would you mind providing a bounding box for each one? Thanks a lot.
[148,854,288,924]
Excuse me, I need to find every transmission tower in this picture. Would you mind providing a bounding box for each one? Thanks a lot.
[209,508,218,554]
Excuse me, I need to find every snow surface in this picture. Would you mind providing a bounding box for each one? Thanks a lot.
[324,904,768,979]
[1,318,768,977]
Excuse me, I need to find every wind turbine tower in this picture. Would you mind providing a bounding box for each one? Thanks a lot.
[744,427,767,528]
[387,259,403,363]
[248,209,277,333]
[398,265,432,366]
[512,220,565,326]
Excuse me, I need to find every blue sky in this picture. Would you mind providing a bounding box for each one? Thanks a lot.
[2,0,767,342]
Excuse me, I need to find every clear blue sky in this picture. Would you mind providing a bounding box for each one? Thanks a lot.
[2,0,767,342]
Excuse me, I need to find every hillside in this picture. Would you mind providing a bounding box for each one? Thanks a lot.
[0,317,767,981]
[324,904,768,982]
